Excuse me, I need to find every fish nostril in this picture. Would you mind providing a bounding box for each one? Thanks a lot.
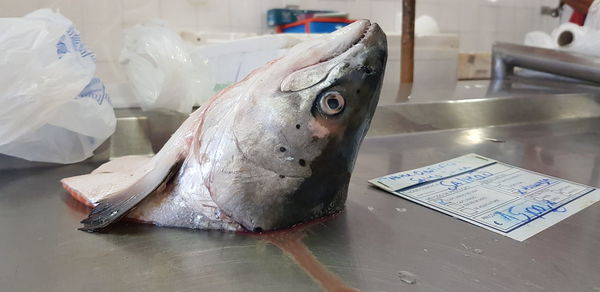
[279,175,285,178]
[296,124,301,129]
[253,227,263,233]
[299,159,306,167]
[279,146,286,152]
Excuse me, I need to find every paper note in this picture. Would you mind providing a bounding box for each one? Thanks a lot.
[369,154,600,241]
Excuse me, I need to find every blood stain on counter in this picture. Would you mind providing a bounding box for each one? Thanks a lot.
[251,217,360,292]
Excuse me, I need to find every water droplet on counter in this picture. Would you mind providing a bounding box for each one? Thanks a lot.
[461,243,483,255]
[525,281,545,290]
[367,206,374,212]
[395,207,407,213]
[259,223,360,292]
[398,271,417,284]
[423,248,428,252]
[484,137,505,143]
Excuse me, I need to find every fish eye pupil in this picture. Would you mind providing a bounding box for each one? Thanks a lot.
[319,91,345,115]
[327,98,339,109]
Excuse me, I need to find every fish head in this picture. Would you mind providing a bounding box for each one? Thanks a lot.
[221,20,387,231]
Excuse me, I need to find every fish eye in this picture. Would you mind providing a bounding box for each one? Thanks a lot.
[319,91,345,115]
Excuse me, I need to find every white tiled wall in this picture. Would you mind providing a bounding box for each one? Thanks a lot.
[435,0,560,52]
[0,0,560,84]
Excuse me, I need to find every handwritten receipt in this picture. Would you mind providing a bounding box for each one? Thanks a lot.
[369,154,600,241]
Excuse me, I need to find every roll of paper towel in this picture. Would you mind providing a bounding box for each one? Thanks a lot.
[585,0,600,30]
[524,31,555,49]
[551,23,600,57]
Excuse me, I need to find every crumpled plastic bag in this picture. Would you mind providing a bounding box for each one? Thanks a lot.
[119,21,215,113]
[0,9,116,164]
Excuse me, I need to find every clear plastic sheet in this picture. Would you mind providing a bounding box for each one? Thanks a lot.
[119,21,215,113]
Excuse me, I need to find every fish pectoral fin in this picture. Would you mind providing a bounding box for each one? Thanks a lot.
[79,160,184,232]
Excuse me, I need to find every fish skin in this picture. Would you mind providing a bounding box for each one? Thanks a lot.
[62,19,387,232]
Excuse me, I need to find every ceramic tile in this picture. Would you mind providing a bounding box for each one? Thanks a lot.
[159,0,197,28]
[121,0,159,26]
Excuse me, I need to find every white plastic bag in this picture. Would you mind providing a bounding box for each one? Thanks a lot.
[0,9,116,164]
[120,21,215,113]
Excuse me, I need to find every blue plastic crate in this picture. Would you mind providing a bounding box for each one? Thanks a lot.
[279,18,355,33]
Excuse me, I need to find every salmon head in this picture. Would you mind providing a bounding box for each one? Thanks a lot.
[209,20,388,232]
[68,20,387,233]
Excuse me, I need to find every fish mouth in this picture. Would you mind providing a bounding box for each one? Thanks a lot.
[318,20,375,63]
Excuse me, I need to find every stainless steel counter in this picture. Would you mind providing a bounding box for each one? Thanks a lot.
[1,85,599,291]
